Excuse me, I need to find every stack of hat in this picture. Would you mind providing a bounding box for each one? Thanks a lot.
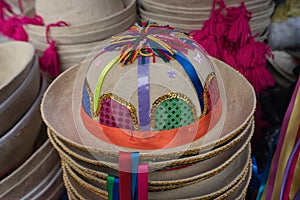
[0,41,62,198]
[24,0,137,73]
[138,0,274,40]
[267,51,299,88]
[41,23,256,199]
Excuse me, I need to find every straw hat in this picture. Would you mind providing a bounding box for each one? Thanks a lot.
[35,0,124,25]
[48,121,253,194]
[59,145,251,199]
[0,41,35,104]
[0,55,40,137]
[0,72,48,178]
[26,0,136,36]
[24,0,137,74]
[41,24,256,198]
[139,0,275,38]
[41,56,255,160]
[0,140,61,199]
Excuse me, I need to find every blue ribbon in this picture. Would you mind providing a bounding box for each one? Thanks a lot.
[113,177,120,200]
[174,52,204,112]
[131,152,139,200]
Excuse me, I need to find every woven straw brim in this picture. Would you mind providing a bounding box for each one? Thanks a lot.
[41,57,256,159]
[0,64,47,179]
[47,118,253,174]
[50,123,252,191]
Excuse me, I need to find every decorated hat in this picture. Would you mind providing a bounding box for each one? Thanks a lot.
[41,22,256,157]
[41,22,256,199]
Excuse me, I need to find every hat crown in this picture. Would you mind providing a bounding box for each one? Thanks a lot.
[80,22,222,132]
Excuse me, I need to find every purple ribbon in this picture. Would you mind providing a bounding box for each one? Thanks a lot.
[138,56,150,131]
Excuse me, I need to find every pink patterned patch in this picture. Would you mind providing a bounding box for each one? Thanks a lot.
[99,98,134,130]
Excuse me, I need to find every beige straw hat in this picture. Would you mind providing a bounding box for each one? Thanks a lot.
[60,145,250,199]
[41,24,255,199]
[35,0,124,26]
[0,72,48,178]
[46,118,252,184]
[0,41,35,104]
[0,140,60,199]
[41,57,255,160]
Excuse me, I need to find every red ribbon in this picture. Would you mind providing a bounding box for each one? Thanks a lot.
[138,163,148,200]
[119,152,132,200]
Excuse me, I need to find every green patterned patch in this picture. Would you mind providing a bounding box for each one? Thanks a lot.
[154,98,194,130]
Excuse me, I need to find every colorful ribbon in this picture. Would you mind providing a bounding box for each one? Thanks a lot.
[94,55,120,115]
[138,56,151,131]
[113,177,120,200]
[131,152,139,200]
[174,51,204,112]
[138,163,149,200]
[107,175,115,200]
[263,76,300,200]
[119,152,132,200]
[281,137,300,200]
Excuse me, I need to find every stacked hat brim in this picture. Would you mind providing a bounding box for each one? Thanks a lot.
[0,41,63,198]
[138,0,274,38]
[24,0,137,72]
[267,51,299,88]
[42,56,256,199]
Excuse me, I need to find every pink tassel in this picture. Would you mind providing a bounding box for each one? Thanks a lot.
[222,49,237,68]
[199,34,221,58]
[0,13,44,41]
[0,0,13,19]
[226,3,252,48]
[39,41,60,77]
[0,0,13,32]
[236,39,274,93]
[39,21,68,77]
[1,17,15,37]
[13,24,28,41]
[190,0,226,58]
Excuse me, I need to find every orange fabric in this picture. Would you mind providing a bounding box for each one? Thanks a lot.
[80,99,222,150]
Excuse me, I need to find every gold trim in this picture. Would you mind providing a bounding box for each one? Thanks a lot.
[62,166,85,200]
[150,93,198,129]
[60,148,251,197]
[48,123,253,189]
[47,118,254,171]
[63,161,108,198]
[203,72,217,116]
[97,93,139,130]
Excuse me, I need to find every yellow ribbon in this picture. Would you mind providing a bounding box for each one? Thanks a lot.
[93,55,120,115]
[262,86,300,199]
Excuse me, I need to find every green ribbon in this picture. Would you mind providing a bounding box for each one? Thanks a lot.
[107,175,115,200]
